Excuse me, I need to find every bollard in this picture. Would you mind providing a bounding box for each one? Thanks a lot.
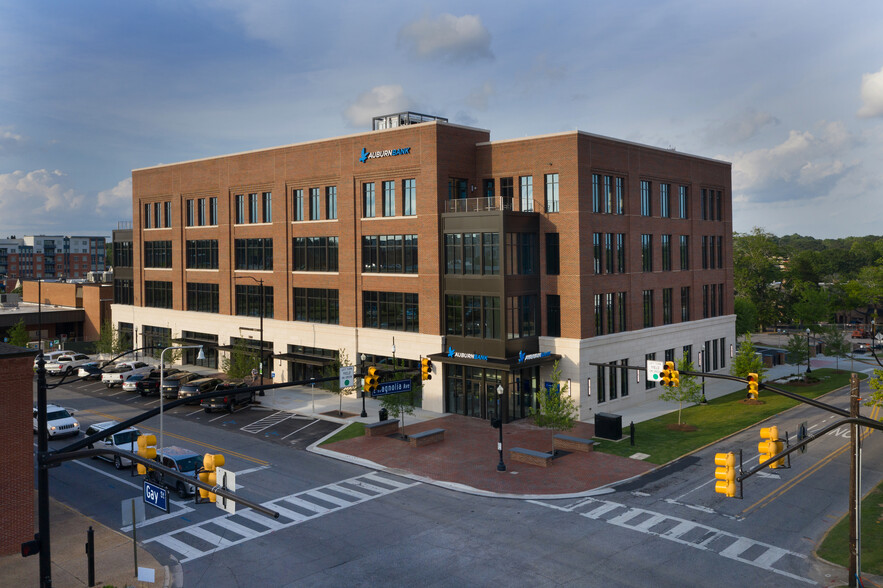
[630,421,635,446]
[86,526,95,587]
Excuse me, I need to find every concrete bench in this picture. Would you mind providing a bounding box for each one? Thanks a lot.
[553,434,596,453]
[364,419,399,437]
[510,447,554,467]
[408,428,445,447]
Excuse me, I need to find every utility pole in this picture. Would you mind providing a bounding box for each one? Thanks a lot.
[848,373,859,587]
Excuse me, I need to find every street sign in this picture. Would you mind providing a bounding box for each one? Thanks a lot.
[646,360,664,382]
[215,466,236,514]
[143,480,170,513]
[371,378,412,397]
[339,365,355,389]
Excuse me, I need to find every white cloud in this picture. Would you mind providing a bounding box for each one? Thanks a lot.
[858,66,883,118]
[344,85,412,127]
[465,82,494,111]
[95,177,132,216]
[398,13,492,62]
[0,169,83,215]
[731,121,857,203]
[703,109,779,145]
[0,126,25,151]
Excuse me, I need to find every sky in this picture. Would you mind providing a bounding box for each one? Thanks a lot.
[2,0,883,240]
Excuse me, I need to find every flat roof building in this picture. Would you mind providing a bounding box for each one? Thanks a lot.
[115,113,734,422]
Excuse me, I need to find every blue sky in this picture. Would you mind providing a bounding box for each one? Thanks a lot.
[2,0,883,239]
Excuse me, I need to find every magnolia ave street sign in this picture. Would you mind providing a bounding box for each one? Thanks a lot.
[646,360,664,383]
[371,378,412,397]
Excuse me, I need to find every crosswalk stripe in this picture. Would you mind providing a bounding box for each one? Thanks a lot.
[211,517,260,539]
[283,496,329,514]
[581,503,621,519]
[184,528,235,549]
[363,472,410,489]
[237,508,285,529]
[306,489,356,508]
[330,484,377,500]
[154,535,206,560]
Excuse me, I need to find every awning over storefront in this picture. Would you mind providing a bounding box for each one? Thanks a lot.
[172,337,218,346]
[272,352,336,367]
[427,350,561,371]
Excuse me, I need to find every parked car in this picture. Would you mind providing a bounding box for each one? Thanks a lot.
[201,380,254,413]
[146,446,201,498]
[101,361,155,388]
[78,361,103,379]
[178,377,223,404]
[34,350,71,371]
[160,372,199,400]
[84,421,141,469]
[123,373,159,393]
[45,353,93,376]
[34,404,80,438]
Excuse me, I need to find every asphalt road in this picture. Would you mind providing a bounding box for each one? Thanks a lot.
[38,375,882,586]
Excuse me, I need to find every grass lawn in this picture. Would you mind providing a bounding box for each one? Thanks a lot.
[319,422,366,446]
[817,482,883,576]
[594,369,865,465]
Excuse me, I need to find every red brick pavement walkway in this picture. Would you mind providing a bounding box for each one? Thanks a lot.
[325,414,655,495]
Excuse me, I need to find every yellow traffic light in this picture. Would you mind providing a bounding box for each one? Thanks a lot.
[714,452,737,497]
[670,366,680,388]
[136,434,157,476]
[662,361,676,387]
[758,426,784,468]
[201,453,225,503]
[747,373,759,400]
[421,357,433,381]
[365,367,379,395]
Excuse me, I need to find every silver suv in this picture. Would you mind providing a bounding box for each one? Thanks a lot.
[147,446,202,498]
[84,421,142,469]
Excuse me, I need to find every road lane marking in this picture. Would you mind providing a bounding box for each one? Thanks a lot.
[281,419,319,440]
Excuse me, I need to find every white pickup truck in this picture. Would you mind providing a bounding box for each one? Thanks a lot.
[101,361,155,388]
[45,353,94,376]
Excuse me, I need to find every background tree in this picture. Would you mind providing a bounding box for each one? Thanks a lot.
[867,369,883,410]
[221,339,257,379]
[790,284,831,326]
[657,357,703,426]
[94,320,121,356]
[322,348,355,416]
[734,296,758,336]
[7,318,29,347]
[730,334,767,382]
[816,324,850,370]
[733,228,782,330]
[784,333,809,375]
[530,360,577,430]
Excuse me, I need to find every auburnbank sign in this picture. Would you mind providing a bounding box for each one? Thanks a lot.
[359,146,411,163]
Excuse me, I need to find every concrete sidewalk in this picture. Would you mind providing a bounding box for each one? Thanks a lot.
[0,493,169,588]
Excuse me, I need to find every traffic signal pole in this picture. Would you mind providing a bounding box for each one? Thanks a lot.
[849,374,859,587]
[35,351,52,588]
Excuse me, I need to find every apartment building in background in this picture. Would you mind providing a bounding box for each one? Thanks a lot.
[113,112,734,423]
[0,235,106,282]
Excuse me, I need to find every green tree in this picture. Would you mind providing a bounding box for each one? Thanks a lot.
[95,320,119,355]
[379,358,417,435]
[221,339,257,379]
[790,284,831,326]
[733,228,782,330]
[530,360,578,430]
[322,349,355,416]
[657,357,704,426]
[734,296,758,336]
[816,324,850,370]
[7,318,29,347]
[867,369,883,410]
[784,333,809,375]
[730,334,767,384]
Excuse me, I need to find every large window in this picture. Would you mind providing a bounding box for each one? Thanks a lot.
[382,180,395,217]
[505,233,537,275]
[506,295,537,339]
[186,199,194,227]
[679,186,688,218]
[309,188,320,221]
[293,288,339,324]
[641,234,653,272]
[545,233,559,275]
[235,194,246,224]
[680,235,690,270]
[616,233,626,273]
[681,286,691,322]
[642,289,654,328]
[248,193,259,223]
[235,284,274,318]
[363,291,419,332]
[234,238,273,271]
[144,241,172,268]
[641,180,652,216]
[262,192,272,223]
[445,233,498,275]
[363,183,376,218]
[448,178,467,200]
[164,202,171,228]
[446,294,501,339]
[500,177,513,207]
[661,234,672,271]
[403,179,416,216]
[114,241,133,267]
[197,198,206,226]
[519,176,533,212]
[593,233,602,274]
[114,279,133,304]
[362,235,417,273]
[294,236,339,272]
[545,173,559,213]
[547,294,561,337]
[144,281,173,309]
[209,197,218,225]
[663,288,673,325]
[186,283,219,313]
[186,240,218,269]
[660,184,671,218]
[326,186,337,220]
[293,189,304,222]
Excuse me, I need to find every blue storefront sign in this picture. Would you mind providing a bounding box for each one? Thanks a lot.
[359,146,411,163]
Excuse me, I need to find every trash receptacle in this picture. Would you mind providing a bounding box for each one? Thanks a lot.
[595,412,622,440]
[379,407,389,421]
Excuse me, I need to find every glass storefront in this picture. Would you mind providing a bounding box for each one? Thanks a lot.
[444,364,538,422]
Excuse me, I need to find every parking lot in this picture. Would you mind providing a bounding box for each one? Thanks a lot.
[57,375,341,449]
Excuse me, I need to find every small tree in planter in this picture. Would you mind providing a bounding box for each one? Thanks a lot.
[784,333,809,378]
[530,360,578,430]
[7,318,29,348]
[658,357,703,429]
[322,348,356,416]
[221,339,257,379]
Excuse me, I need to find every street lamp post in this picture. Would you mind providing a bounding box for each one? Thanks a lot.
[236,276,266,396]
[159,345,204,456]
[360,353,367,418]
[806,327,812,374]
[496,384,506,472]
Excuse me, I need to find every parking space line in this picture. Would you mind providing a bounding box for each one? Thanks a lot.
[281,419,319,440]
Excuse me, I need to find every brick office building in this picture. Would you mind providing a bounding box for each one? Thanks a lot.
[115,112,734,422]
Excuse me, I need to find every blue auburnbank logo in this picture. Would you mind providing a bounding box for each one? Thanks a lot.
[359,146,411,163]
[518,350,551,363]
[447,346,488,361]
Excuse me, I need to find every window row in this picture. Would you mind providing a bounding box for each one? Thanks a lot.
[478,174,559,213]
[596,359,630,403]
[701,189,723,221]
[235,192,272,225]
[294,288,339,324]
[186,240,219,269]
[234,238,273,271]
[293,237,339,272]
[594,292,627,336]
[294,186,338,222]
[445,294,501,339]
[593,233,626,275]
[363,291,419,332]
[185,197,219,227]
[701,235,724,270]
[444,233,499,275]
[640,234,691,273]
[235,284,274,318]
[114,279,133,305]
[363,179,416,218]
[143,201,172,229]
[114,241,133,267]
[362,235,417,274]
[702,283,725,318]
